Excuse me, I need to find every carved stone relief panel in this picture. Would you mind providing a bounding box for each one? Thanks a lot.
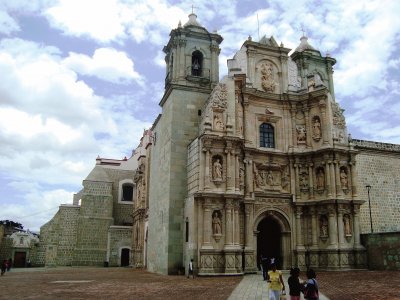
[213,111,224,131]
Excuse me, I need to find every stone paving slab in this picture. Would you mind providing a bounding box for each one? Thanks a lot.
[228,271,329,300]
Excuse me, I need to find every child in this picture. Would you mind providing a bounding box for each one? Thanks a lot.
[288,267,304,300]
[304,269,319,300]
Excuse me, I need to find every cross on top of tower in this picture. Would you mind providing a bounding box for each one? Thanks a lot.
[300,25,306,37]
[191,4,198,14]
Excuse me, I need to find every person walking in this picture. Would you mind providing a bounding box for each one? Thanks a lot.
[288,267,304,300]
[187,259,194,279]
[7,258,12,271]
[261,255,268,280]
[304,269,319,300]
[1,260,7,276]
[267,263,285,300]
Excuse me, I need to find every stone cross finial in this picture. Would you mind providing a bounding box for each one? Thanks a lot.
[300,25,306,37]
[191,4,198,14]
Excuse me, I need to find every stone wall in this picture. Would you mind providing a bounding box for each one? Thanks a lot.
[38,205,80,266]
[354,140,400,233]
[361,232,400,270]
[187,139,199,195]
[108,226,132,266]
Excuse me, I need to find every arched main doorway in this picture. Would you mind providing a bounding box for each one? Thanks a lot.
[257,215,282,269]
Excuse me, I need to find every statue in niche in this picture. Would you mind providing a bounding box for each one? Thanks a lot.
[260,62,276,92]
[296,125,306,144]
[300,172,308,189]
[137,181,142,201]
[312,118,322,140]
[320,216,328,237]
[213,114,224,131]
[343,214,352,236]
[213,158,223,180]
[212,211,222,235]
[340,169,348,189]
[254,167,264,187]
[266,171,274,186]
[316,169,325,190]
[281,171,289,191]
[239,167,245,188]
[308,78,315,91]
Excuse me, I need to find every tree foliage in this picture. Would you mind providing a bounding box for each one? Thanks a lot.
[0,220,24,229]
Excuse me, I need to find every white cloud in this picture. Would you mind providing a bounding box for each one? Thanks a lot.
[0,37,152,230]
[44,0,187,45]
[45,0,127,43]
[63,48,144,85]
[0,10,20,35]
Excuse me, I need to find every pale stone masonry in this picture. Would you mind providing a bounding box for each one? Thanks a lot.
[17,13,399,274]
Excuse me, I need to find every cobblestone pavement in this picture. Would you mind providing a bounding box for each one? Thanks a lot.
[0,268,399,300]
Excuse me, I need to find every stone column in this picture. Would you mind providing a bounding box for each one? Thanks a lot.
[235,153,240,192]
[244,203,251,249]
[337,206,345,247]
[294,163,301,200]
[178,39,186,79]
[234,203,240,246]
[204,149,210,190]
[308,163,314,199]
[289,159,296,196]
[310,207,318,248]
[328,205,338,249]
[245,158,253,198]
[295,206,304,250]
[290,108,297,148]
[304,107,311,147]
[335,161,343,198]
[202,199,212,249]
[210,44,220,83]
[199,147,205,191]
[349,159,358,198]
[330,161,336,198]
[325,160,332,197]
[226,148,234,192]
[319,100,329,145]
[353,205,362,248]
[224,199,233,247]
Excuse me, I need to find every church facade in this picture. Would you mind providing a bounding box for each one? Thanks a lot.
[28,13,400,274]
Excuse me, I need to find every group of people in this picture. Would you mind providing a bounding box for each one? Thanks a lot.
[261,255,319,300]
[1,258,12,276]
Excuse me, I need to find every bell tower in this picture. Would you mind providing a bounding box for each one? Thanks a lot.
[163,13,222,89]
[147,13,223,274]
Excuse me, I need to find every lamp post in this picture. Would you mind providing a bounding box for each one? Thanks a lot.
[366,185,373,233]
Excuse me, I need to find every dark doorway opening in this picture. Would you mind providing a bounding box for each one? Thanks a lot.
[121,248,130,267]
[14,251,26,268]
[257,216,282,269]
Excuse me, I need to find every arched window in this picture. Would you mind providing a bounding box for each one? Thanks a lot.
[191,50,203,76]
[122,183,134,202]
[260,123,275,148]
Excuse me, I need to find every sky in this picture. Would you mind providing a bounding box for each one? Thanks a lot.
[0,0,399,232]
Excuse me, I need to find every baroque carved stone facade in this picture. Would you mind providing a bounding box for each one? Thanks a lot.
[29,13,400,274]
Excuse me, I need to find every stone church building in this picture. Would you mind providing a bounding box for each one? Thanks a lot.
[28,13,400,274]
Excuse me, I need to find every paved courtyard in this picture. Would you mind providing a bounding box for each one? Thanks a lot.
[0,267,399,300]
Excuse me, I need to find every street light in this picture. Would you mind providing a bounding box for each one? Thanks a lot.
[366,185,373,233]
